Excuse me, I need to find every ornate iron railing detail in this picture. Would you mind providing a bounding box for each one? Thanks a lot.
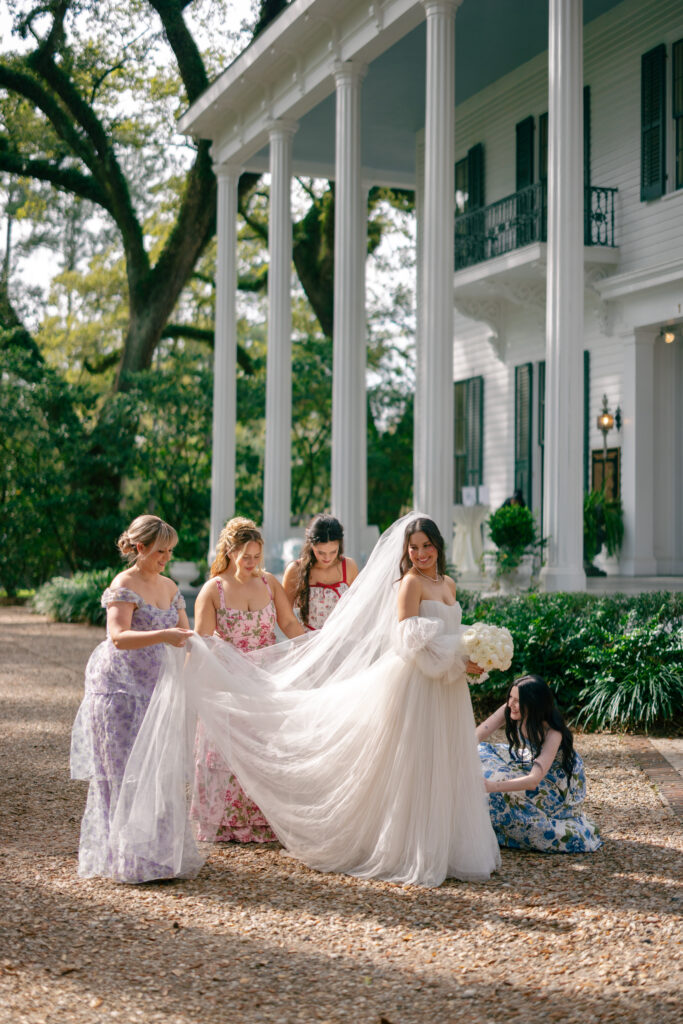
[454,183,617,271]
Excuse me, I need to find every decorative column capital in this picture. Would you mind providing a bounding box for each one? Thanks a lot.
[421,0,463,19]
[333,60,368,86]
[266,118,299,141]
[212,161,242,182]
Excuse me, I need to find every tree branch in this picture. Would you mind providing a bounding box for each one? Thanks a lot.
[0,144,111,209]
[145,0,210,103]
[162,323,254,373]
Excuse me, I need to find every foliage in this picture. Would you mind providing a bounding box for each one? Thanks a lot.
[457,589,683,731]
[32,567,117,626]
[577,616,683,730]
[486,504,540,575]
[584,488,624,568]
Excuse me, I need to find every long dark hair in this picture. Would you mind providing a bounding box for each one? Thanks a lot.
[398,517,447,579]
[504,674,576,786]
[293,514,345,627]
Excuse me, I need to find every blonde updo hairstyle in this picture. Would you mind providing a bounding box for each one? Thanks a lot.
[211,517,264,577]
[117,515,178,564]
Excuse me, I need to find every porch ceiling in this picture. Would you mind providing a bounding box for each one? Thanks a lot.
[182,0,623,188]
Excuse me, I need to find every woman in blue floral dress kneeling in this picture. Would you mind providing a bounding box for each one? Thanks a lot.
[476,675,602,853]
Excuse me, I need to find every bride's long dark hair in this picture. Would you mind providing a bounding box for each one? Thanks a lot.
[398,517,447,579]
[505,674,576,786]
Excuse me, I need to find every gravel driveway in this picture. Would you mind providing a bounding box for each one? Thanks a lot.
[1,606,681,1024]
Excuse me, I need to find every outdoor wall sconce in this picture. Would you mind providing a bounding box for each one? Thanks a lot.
[597,394,618,461]
[660,325,679,344]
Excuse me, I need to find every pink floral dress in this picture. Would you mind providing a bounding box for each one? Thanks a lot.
[304,557,350,631]
[191,577,277,843]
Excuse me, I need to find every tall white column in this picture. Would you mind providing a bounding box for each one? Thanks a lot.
[357,181,371,541]
[332,61,366,560]
[414,134,425,508]
[264,120,297,567]
[416,0,459,538]
[210,163,241,557]
[620,330,657,575]
[539,0,586,592]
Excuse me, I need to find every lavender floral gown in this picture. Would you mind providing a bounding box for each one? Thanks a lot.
[70,586,196,882]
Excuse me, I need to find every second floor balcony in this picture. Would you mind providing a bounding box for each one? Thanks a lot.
[454,183,618,272]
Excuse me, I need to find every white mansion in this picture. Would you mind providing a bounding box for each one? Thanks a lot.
[180,0,683,587]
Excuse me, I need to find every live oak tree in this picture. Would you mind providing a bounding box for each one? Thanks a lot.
[0,0,281,388]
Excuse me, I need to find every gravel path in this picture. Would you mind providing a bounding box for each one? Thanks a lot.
[1,606,681,1024]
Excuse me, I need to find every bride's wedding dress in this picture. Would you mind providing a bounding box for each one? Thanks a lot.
[111,514,501,887]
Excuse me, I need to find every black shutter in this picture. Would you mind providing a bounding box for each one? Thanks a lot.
[538,360,546,536]
[674,39,683,190]
[516,116,535,190]
[538,112,548,182]
[584,85,592,243]
[514,363,533,508]
[466,376,484,487]
[641,44,666,201]
[467,143,485,210]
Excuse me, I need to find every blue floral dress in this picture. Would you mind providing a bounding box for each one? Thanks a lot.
[478,742,602,853]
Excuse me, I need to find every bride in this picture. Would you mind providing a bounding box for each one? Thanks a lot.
[112,513,501,887]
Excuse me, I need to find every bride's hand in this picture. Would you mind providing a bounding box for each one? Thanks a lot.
[465,659,484,675]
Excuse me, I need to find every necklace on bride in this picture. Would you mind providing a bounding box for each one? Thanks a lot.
[414,565,442,583]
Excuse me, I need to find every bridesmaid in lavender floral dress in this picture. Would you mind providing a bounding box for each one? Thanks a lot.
[191,517,305,842]
[282,514,358,631]
[70,515,193,882]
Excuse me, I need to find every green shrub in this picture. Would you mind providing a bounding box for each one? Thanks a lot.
[486,505,541,575]
[33,568,116,626]
[458,589,683,731]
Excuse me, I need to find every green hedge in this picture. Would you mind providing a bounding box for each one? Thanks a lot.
[458,590,683,733]
[32,568,116,627]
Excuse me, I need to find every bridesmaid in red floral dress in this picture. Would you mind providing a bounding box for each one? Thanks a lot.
[283,514,358,631]
[191,517,305,842]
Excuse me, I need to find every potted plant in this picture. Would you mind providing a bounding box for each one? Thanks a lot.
[484,504,542,592]
[583,488,624,576]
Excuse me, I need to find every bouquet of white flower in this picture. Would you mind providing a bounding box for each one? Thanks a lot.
[461,622,514,684]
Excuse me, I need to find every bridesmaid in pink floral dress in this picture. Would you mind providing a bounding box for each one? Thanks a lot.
[191,517,305,842]
[283,514,358,631]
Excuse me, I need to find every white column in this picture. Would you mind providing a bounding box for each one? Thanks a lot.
[620,330,657,575]
[414,134,425,508]
[210,163,241,557]
[264,120,297,568]
[416,0,459,538]
[332,61,366,560]
[357,181,371,538]
[539,0,586,592]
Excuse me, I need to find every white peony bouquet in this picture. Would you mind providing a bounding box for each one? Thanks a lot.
[461,622,514,684]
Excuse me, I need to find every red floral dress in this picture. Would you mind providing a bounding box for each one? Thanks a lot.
[303,557,350,631]
[191,577,277,842]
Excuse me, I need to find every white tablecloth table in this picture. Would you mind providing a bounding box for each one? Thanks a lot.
[452,504,489,578]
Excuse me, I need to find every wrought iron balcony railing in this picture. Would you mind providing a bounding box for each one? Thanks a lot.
[454,183,617,272]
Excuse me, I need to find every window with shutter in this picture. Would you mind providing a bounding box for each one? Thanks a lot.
[674,39,683,190]
[454,376,484,503]
[514,363,533,508]
[584,85,592,243]
[641,44,667,200]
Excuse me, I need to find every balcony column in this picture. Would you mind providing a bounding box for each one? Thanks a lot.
[414,134,425,508]
[539,0,586,592]
[620,330,657,575]
[264,120,297,568]
[416,0,460,537]
[209,162,241,557]
[332,61,367,560]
